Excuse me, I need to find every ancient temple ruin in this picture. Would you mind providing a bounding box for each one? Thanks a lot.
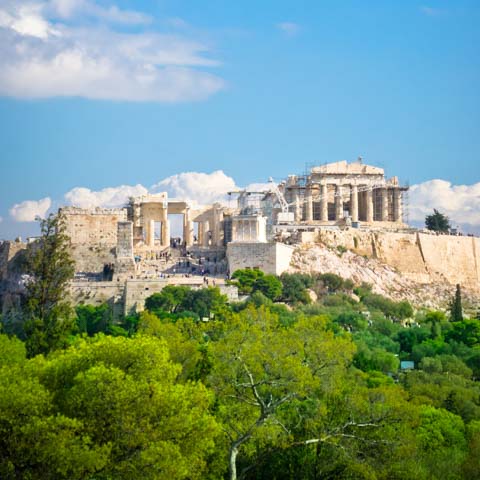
[281,159,407,225]
[1,159,433,317]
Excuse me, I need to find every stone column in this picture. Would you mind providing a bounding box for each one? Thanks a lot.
[366,189,374,223]
[335,184,343,221]
[393,189,402,222]
[160,208,169,247]
[202,220,210,247]
[305,188,313,222]
[183,209,194,247]
[164,219,170,247]
[212,207,224,246]
[350,184,358,222]
[381,188,389,222]
[320,183,328,222]
[295,192,302,222]
[147,219,155,247]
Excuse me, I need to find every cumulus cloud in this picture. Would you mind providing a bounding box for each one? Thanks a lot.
[151,170,238,206]
[276,22,300,36]
[60,171,271,212]
[0,0,224,101]
[409,179,480,231]
[9,197,52,222]
[64,184,148,208]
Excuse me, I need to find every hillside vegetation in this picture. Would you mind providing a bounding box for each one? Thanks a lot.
[1,267,480,479]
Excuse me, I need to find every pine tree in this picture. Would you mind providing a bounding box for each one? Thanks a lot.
[23,212,76,357]
[425,209,451,233]
[450,284,463,322]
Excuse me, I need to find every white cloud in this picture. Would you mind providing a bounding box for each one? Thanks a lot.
[64,184,148,208]
[151,170,238,206]
[61,171,271,212]
[48,0,151,24]
[9,197,52,222]
[409,179,480,230]
[276,22,300,37]
[0,1,224,102]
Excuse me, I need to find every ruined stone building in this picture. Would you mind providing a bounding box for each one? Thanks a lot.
[280,159,407,225]
[2,159,478,317]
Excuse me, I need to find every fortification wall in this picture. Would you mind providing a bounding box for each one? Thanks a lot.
[0,241,27,280]
[313,229,479,290]
[70,279,238,318]
[61,207,128,274]
[61,207,127,246]
[417,234,479,287]
[227,242,295,276]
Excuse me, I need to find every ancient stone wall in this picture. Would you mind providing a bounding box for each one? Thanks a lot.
[61,207,127,246]
[69,278,238,319]
[0,241,27,280]
[61,207,127,274]
[313,229,480,290]
[227,242,295,276]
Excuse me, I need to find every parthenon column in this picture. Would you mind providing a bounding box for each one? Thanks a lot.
[381,188,389,222]
[295,192,302,222]
[161,208,169,247]
[335,184,343,221]
[366,189,374,223]
[350,184,358,222]
[305,188,313,222]
[320,183,328,222]
[393,189,402,223]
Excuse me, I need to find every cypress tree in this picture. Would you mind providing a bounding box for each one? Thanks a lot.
[450,284,463,322]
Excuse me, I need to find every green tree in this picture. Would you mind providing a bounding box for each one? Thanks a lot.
[425,209,451,233]
[252,274,283,301]
[208,307,355,480]
[0,334,221,479]
[279,273,312,304]
[231,269,264,295]
[450,284,463,322]
[22,213,76,357]
[145,285,190,314]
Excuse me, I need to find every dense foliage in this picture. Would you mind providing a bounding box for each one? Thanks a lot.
[425,208,451,233]
[1,259,480,478]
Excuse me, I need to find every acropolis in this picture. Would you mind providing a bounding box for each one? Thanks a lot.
[1,159,479,316]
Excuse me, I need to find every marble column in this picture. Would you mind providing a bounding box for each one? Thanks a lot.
[202,220,210,247]
[147,219,155,247]
[213,208,224,246]
[320,183,328,222]
[305,188,313,222]
[197,222,204,245]
[393,189,402,222]
[366,189,374,223]
[295,192,302,222]
[350,184,359,222]
[335,184,344,221]
[161,208,169,247]
[381,188,389,222]
[183,209,194,247]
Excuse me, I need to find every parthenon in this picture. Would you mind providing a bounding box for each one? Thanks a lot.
[280,159,407,225]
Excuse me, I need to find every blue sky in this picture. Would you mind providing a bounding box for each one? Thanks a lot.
[0,0,479,238]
